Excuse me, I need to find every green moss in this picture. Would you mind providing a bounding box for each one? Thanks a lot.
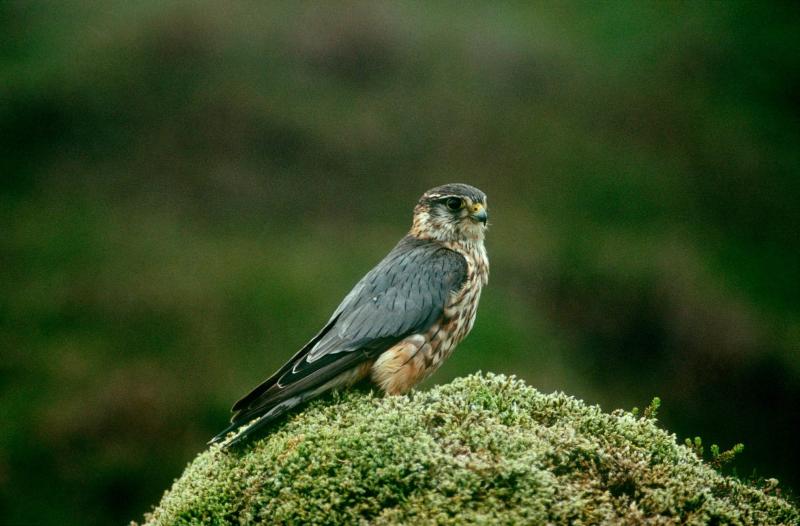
[137,374,797,525]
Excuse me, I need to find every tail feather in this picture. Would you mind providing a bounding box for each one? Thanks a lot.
[209,393,314,448]
[209,354,369,448]
[230,316,341,415]
[208,420,241,445]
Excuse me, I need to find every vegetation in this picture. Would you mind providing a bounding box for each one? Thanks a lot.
[2,2,798,524]
[138,374,797,525]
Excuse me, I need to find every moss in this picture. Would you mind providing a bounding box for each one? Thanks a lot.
[137,374,797,525]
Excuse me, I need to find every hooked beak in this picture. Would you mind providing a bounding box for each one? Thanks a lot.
[470,203,488,225]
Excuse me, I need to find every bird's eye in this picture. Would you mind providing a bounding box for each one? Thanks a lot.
[445,197,464,211]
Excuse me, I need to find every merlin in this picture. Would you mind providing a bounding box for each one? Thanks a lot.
[211,183,489,447]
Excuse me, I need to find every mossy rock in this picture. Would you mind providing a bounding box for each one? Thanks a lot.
[138,373,797,525]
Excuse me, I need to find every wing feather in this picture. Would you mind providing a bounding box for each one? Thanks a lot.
[224,235,467,431]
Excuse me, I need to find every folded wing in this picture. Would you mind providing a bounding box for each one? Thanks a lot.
[211,236,467,445]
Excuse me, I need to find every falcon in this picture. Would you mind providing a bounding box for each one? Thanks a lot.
[211,183,489,447]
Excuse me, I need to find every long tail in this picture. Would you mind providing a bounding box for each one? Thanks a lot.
[208,391,316,448]
[209,353,369,448]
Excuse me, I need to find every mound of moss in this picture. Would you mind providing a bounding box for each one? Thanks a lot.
[138,374,797,525]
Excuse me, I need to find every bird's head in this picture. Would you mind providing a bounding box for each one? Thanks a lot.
[410,183,488,244]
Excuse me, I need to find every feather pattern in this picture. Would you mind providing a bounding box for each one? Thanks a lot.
[210,235,467,444]
[211,183,488,447]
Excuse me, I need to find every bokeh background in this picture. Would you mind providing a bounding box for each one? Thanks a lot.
[2,2,799,524]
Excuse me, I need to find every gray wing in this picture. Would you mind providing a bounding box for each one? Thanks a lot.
[306,237,467,362]
[224,235,467,429]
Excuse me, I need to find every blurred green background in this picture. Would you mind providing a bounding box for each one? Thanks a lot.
[2,1,799,524]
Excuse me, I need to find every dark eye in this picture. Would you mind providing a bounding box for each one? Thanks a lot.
[445,197,463,211]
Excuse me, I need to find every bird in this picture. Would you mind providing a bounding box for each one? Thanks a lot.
[211,183,489,447]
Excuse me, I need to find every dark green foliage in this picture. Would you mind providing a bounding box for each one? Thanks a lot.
[2,3,800,525]
[632,396,661,420]
[643,397,661,420]
[138,374,797,525]
[686,436,746,471]
[710,443,746,471]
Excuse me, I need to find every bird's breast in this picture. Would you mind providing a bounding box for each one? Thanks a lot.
[371,240,488,395]
[428,240,489,368]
